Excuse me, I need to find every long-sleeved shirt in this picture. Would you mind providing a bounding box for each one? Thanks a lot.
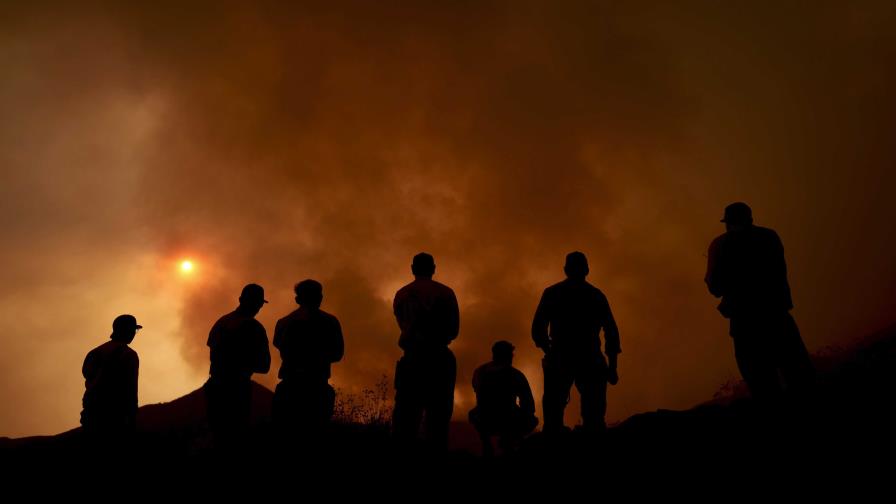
[273,306,344,382]
[531,278,621,357]
[393,278,459,353]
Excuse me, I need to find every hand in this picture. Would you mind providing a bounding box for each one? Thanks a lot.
[608,367,619,385]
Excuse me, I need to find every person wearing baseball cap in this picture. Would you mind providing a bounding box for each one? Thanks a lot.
[705,202,814,409]
[80,314,142,444]
[205,283,272,449]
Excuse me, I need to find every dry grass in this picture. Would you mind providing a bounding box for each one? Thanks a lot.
[333,374,392,427]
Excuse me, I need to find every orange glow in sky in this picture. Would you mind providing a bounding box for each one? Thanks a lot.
[180,260,194,274]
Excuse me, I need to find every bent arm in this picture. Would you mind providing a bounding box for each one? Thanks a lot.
[330,318,345,363]
[127,353,139,426]
[254,326,271,374]
[603,299,621,358]
[705,237,725,298]
[532,290,551,351]
[518,373,536,415]
[444,290,460,345]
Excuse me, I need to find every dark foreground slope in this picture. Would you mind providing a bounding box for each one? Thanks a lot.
[2,324,894,487]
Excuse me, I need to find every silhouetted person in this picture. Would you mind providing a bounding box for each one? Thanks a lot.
[392,252,460,451]
[469,341,538,457]
[272,279,344,439]
[705,202,814,408]
[80,314,141,448]
[205,283,271,449]
[532,252,621,434]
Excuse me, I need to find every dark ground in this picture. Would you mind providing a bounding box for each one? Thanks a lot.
[2,325,894,492]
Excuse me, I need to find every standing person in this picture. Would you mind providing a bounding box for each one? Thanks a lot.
[532,251,621,434]
[392,252,460,451]
[205,283,271,449]
[705,202,814,407]
[81,314,142,449]
[272,279,344,439]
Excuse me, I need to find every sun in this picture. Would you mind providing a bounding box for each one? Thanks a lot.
[180,260,194,274]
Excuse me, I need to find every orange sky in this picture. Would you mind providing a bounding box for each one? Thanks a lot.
[2,1,895,437]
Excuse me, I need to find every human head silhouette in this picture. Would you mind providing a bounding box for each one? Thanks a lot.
[111,314,141,344]
[411,252,436,278]
[491,340,515,365]
[721,202,753,231]
[238,283,268,316]
[564,251,589,280]
[294,279,323,308]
